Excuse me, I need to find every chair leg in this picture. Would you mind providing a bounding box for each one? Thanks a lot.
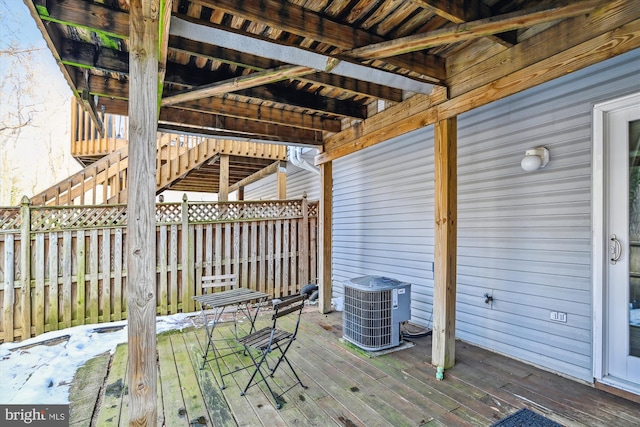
[280,354,306,389]
[241,347,283,409]
[268,341,304,388]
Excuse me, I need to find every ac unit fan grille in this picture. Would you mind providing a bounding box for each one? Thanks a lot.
[343,287,392,350]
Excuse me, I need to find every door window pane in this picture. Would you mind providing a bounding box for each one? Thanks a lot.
[629,119,640,357]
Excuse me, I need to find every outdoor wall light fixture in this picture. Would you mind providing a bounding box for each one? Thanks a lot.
[520,147,550,172]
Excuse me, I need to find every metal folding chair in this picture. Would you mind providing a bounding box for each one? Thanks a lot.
[193,274,268,388]
[238,293,308,409]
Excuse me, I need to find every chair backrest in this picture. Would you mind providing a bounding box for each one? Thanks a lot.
[201,274,237,293]
[272,293,307,333]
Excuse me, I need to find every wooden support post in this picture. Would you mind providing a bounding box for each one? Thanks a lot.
[127,0,159,424]
[20,196,31,340]
[432,117,458,370]
[219,154,229,201]
[277,163,287,199]
[318,161,333,314]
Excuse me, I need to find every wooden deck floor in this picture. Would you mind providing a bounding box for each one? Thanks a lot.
[72,309,640,426]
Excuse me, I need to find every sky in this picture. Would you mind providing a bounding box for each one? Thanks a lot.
[0,1,80,205]
[0,313,196,404]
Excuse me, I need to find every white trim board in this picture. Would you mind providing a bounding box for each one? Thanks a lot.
[592,91,640,394]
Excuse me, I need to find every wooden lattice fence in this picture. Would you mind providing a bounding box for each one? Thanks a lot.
[0,196,317,342]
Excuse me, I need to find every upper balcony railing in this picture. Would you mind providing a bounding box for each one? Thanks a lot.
[70,99,129,162]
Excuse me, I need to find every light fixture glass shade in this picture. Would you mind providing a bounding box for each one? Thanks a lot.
[520,147,549,172]
[521,154,542,172]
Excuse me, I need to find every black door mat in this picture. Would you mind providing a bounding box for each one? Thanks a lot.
[491,408,564,427]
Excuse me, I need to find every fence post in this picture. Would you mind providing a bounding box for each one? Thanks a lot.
[300,194,309,287]
[3,234,15,342]
[181,194,194,312]
[20,196,32,340]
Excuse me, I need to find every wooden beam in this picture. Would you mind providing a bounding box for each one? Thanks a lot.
[228,161,283,193]
[127,0,159,424]
[316,8,640,165]
[236,85,368,119]
[219,154,229,201]
[411,0,469,23]
[446,0,635,97]
[158,108,324,146]
[59,38,129,74]
[157,124,320,147]
[347,0,603,60]
[162,65,317,106]
[42,0,129,38]
[189,1,445,81]
[81,73,343,133]
[80,87,105,137]
[169,35,404,102]
[432,117,457,370]
[411,0,516,46]
[158,0,173,107]
[168,97,342,133]
[159,107,324,140]
[316,87,448,164]
[318,160,333,314]
[167,21,435,93]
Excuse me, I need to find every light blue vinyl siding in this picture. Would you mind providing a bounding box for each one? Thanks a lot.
[244,166,320,200]
[245,48,640,382]
[332,48,640,382]
[332,128,436,327]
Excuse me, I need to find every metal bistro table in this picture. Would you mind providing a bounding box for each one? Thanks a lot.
[193,288,268,389]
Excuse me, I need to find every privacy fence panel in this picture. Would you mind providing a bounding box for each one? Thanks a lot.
[0,197,317,342]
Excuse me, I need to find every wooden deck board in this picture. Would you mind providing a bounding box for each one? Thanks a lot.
[94,342,128,426]
[69,351,111,426]
[294,315,486,426]
[292,323,440,426]
[157,332,189,424]
[75,310,640,426]
[170,332,216,426]
[183,331,236,427]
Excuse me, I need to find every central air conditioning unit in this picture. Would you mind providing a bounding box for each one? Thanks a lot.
[342,275,411,351]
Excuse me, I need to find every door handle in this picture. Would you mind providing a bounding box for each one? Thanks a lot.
[610,234,622,265]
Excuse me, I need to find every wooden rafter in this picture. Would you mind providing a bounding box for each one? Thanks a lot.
[90,93,343,134]
[158,108,324,146]
[59,39,361,122]
[169,16,435,93]
[411,0,517,46]
[169,35,404,102]
[167,98,342,133]
[77,67,363,123]
[190,0,446,82]
[348,0,603,60]
[316,0,640,164]
[42,0,129,37]
[446,0,631,96]
[162,65,317,106]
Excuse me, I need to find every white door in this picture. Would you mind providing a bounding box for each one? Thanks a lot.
[600,95,640,392]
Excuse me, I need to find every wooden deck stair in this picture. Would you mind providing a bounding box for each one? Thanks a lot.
[31,146,130,206]
[31,132,287,206]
